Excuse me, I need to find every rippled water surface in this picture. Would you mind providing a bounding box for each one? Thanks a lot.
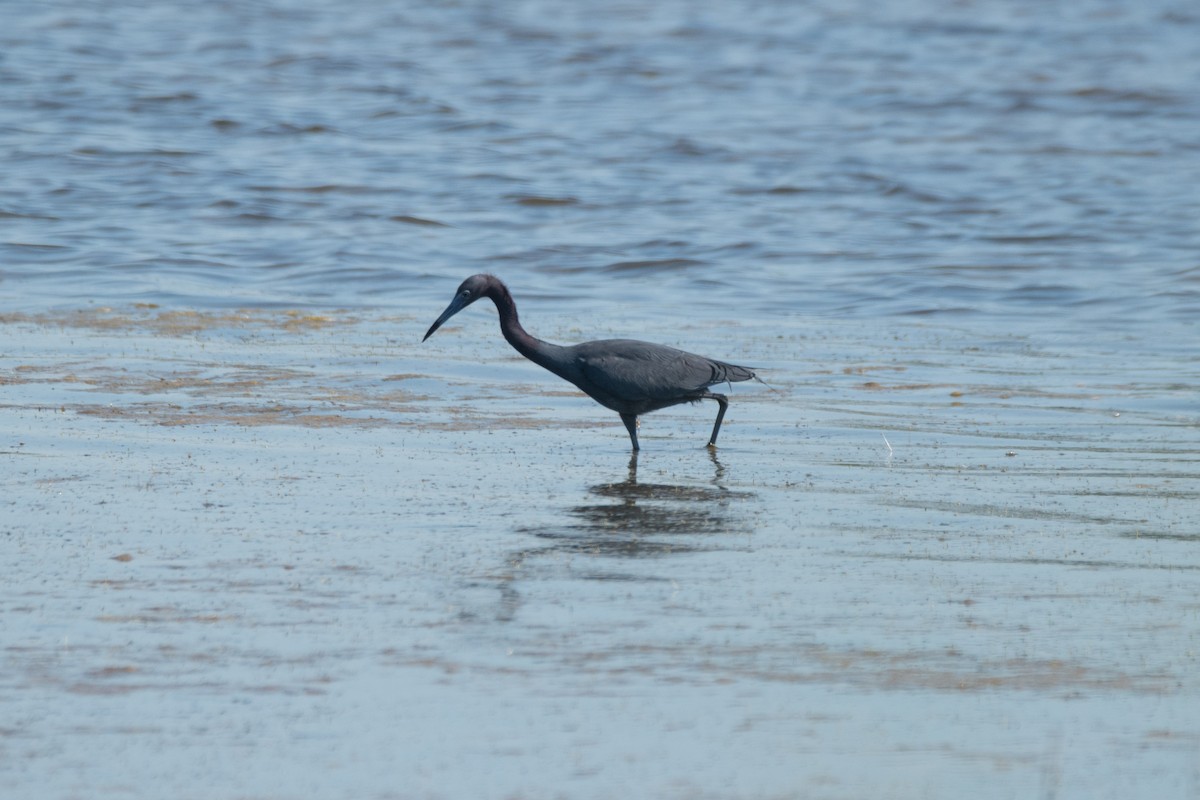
[5,0,1199,326]
[3,2,1199,799]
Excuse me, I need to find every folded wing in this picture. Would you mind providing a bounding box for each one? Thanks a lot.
[574,339,754,404]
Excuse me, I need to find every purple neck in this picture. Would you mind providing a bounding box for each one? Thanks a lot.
[486,281,559,371]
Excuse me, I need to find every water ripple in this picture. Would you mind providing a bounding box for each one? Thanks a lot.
[0,0,1194,344]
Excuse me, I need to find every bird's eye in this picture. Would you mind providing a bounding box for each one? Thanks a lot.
[460,289,471,298]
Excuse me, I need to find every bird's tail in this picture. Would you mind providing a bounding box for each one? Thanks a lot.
[751,372,781,393]
[719,363,781,394]
[716,362,756,385]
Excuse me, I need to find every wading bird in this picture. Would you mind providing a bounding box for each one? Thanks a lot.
[423,274,755,450]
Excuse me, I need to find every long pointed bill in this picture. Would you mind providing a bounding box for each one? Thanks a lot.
[422,293,470,341]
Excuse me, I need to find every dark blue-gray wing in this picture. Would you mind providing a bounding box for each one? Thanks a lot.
[573,339,754,403]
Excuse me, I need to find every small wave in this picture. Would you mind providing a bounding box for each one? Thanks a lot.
[390,215,450,227]
[247,184,393,195]
[602,258,706,274]
[0,210,60,221]
[983,234,1092,245]
[507,195,579,207]
[730,185,817,196]
[1069,87,1182,106]
[131,91,199,104]
[4,242,68,250]
[258,122,337,135]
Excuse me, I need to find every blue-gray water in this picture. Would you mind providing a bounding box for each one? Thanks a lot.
[5,1,1198,330]
[3,2,1199,799]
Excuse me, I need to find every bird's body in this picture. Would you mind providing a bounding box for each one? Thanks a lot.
[423,274,755,450]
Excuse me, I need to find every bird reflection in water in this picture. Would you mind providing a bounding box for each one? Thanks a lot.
[516,450,755,561]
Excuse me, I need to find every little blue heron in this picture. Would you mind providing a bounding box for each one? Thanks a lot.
[423,274,755,450]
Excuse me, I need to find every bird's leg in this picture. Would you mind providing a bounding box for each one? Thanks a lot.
[706,393,729,448]
[620,413,640,451]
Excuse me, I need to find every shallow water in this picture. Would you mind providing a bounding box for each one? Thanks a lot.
[4,307,1197,799]
[3,1,1200,799]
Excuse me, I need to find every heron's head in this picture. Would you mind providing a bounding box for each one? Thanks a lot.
[423,274,493,341]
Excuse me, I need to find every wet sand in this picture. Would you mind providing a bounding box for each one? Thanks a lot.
[2,307,1197,799]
